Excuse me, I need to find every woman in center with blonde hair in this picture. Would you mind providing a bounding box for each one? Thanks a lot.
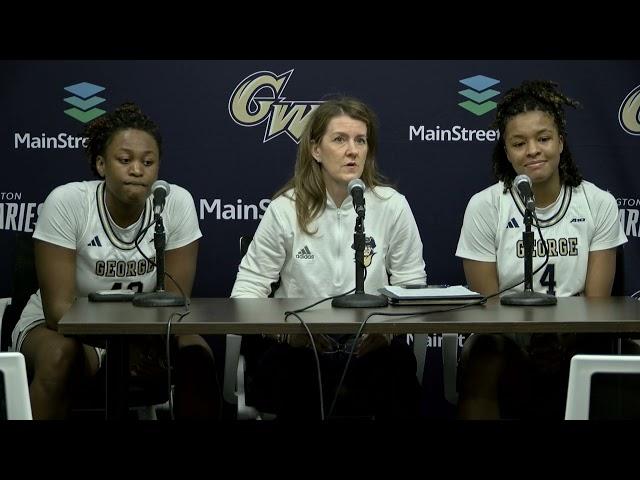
[232,96,427,419]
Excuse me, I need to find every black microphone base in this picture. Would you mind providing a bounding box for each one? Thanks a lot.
[332,293,388,308]
[500,290,557,306]
[133,291,186,307]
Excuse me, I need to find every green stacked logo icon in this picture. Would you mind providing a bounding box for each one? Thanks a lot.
[63,82,106,123]
[458,75,500,116]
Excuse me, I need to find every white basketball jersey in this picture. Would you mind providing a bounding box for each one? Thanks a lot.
[456,181,627,297]
[74,181,157,293]
[16,180,201,332]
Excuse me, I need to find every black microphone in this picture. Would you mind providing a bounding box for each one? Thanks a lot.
[348,178,366,219]
[514,174,536,213]
[151,180,170,215]
[133,179,185,308]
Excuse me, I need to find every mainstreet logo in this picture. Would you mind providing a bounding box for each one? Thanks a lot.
[619,84,640,136]
[228,70,322,143]
[458,75,500,116]
[63,82,107,123]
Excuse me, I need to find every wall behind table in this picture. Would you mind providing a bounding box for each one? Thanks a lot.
[1,60,639,299]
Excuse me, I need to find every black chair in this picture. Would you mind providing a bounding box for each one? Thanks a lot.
[609,245,640,351]
[611,244,626,297]
[239,234,280,296]
[1,233,38,352]
[0,232,168,419]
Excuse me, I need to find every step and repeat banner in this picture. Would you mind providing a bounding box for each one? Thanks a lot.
[1,60,639,300]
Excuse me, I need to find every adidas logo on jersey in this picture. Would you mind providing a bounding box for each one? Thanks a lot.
[87,235,102,247]
[506,218,520,228]
[570,218,586,223]
[295,246,314,260]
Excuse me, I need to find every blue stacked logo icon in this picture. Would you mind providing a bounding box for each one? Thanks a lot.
[458,75,500,116]
[63,82,106,123]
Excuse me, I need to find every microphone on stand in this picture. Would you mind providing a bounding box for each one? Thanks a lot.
[151,180,170,215]
[348,178,366,219]
[514,174,536,214]
[501,174,556,307]
[332,178,388,308]
[133,180,186,307]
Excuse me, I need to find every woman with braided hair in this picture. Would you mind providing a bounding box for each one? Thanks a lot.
[454,80,628,419]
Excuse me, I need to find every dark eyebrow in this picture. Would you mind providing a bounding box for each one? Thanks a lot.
[508,128,554,139]
[115,147,156,155]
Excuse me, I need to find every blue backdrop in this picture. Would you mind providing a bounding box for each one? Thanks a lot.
[2,60,638,299]
[3,60,638,415]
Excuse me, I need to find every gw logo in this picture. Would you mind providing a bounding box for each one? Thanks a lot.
[619,84,640,136]
[228,70,322,143]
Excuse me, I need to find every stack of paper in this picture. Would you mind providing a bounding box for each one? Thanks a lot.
[378,285,484,306]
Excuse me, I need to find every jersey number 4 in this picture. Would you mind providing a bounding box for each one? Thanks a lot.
[540,264,556,295]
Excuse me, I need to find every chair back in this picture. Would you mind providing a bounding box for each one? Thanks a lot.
[611,244,625,296]
[565,354,640,419]
[0,352,32,419]
[239,236,252,259]
[239,234,280,297]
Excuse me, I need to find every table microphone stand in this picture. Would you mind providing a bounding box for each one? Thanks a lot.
[133,214,186,307]
[332,215,387,308]
[501,208,556,306]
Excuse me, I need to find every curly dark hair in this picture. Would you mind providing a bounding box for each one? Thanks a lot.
[491,80,582,190]
[82,102,162,177]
